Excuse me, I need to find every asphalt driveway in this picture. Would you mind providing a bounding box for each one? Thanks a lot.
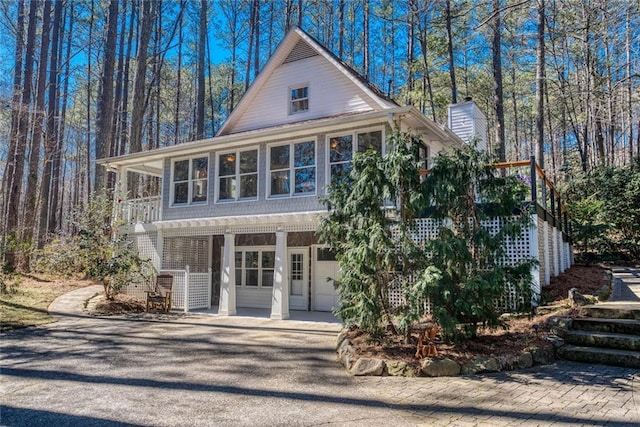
[1,287,638,426]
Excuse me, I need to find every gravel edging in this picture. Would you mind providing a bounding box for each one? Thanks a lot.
[336,328,560,377]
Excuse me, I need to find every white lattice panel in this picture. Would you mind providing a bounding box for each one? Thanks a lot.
[546,221,554,277]
[537,218,545,284]
[188,272,211,309]
[132,232,159,269]
[410,217,534,313]
[121,281,149,300]
[163,236,210,273]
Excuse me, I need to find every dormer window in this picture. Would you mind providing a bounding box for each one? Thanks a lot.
[289,85,309,114]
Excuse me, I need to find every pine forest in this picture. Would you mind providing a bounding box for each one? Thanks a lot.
[0,0,639,270]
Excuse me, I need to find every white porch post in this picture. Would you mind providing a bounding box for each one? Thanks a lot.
[218,232,237,316]
[553,227,562,277]
[155,229,163,271]
[271,230,289,320]
[115,166,128,223]
[542,220,550,285]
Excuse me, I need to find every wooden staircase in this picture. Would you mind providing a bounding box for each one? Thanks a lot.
[557,304,640,368]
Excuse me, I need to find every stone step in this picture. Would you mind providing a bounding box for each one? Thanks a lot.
[563,330,640,351]
[557,345,640,368]
[581,304,640,320]
[571,318,640,335]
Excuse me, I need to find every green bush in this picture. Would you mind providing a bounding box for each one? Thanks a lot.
[75,192,154,300]
[417,145,534,341]
[319,129,534,343]
[565,161,640,261]
[32,237,89,277]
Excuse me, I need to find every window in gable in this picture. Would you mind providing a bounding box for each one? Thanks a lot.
[172,156,208,205]
[269,140,316,197]
[290,85,309,114]
[218,148,258,201]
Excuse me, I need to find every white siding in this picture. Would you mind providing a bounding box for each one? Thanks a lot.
[231,56,377,133]
[447,101,487,151]
[236,287,272,309]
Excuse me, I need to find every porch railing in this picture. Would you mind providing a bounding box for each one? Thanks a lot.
[120,196,161,224]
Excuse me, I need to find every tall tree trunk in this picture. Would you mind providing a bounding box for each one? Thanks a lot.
[119,0,135,156]
[363,0,369,80]
[196,0,206,139]
[445,0,457,104]
[626,8,634,162]
[535,0,545,169]
[86,0,94,201]
[95,0,119,190]
[338,0,344,58]
[51,2,73,235]
[491,0,506,162]
[511,56,520,160]
[130,0,155,153]
[5,0,38,269]
[38,0,63,246]
[2,0,24,247]
[245,0,255,91]
[112,0,128,157]
[406,0,416,106]
[174,0,184,144]
[253,0,260,79]
[285,0,293,32]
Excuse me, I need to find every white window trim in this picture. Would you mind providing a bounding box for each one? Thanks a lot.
[215,146,260,203]
[288,83,310,115]
[325,126,386,193]
[169,154,210,207]
[266,138,317,199]
[233,246,277,289]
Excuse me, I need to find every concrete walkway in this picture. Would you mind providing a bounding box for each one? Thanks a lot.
[610,266,640,302]
[0,274,637,426]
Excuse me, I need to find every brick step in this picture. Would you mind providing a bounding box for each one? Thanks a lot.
[562,330,640,351]
[557,345,640,369]
[571,318,640,336]
[582,304,640,320]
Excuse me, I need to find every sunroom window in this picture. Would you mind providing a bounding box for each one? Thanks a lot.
[328,129,383,186]
[269,140,315,197]
[234,249,275,288]
[290,85,309,114]
[218,149,258,201]
[172,156,208,205]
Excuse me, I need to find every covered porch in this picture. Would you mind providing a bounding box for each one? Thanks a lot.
[108,158,164,225]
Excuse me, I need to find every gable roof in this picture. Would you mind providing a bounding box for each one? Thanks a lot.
[216,27,398,136]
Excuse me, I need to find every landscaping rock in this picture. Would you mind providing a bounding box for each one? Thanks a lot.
[536,305,565,316]
[569,288,590,306]
[545,335,565,349]
[529,345,555,365]
[420,358,461,377]
[336,329,348,348]
[337,340,355,369]
[461,357,500,375]
[595,285,611,301]
[546,316,572,332]
[350,358,385,376]
[386,360,417,377]
[517,351,534,369]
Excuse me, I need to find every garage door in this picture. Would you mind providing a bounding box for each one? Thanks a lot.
[313,247,341,312]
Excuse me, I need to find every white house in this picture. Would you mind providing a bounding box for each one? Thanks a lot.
[99,27,569,318]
